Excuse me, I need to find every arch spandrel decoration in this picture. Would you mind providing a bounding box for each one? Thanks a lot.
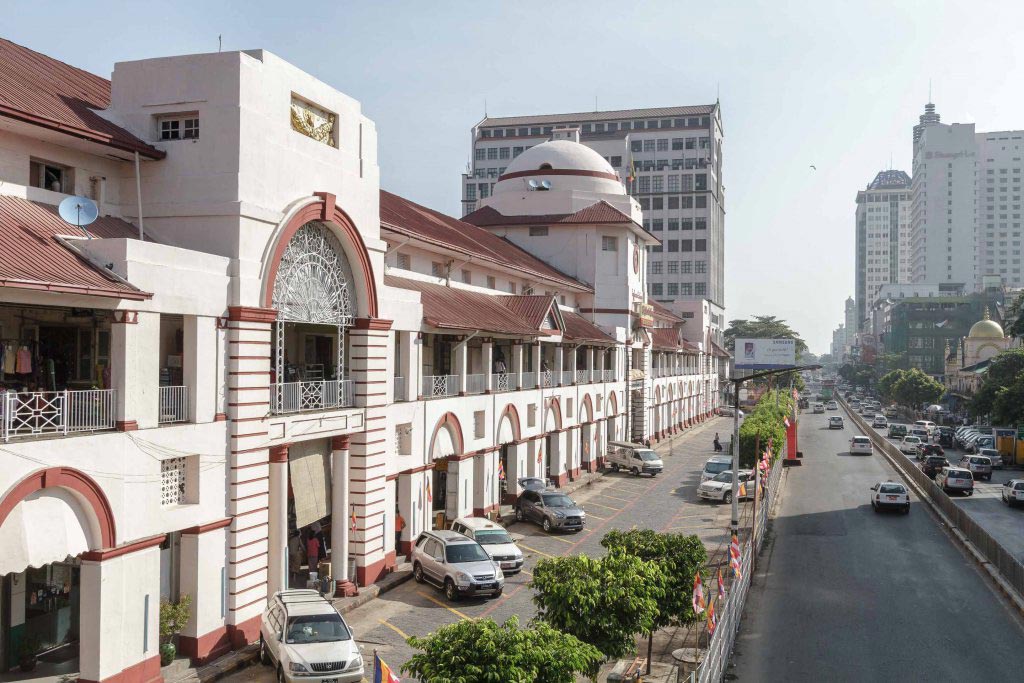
[271,221,355,326]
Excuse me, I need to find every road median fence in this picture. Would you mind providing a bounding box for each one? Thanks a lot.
[840,397,1024,599]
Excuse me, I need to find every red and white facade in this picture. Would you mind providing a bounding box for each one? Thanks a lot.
[0,39,723,681]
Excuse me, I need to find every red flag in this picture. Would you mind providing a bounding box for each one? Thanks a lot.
[707,595,718,635]
[350,508,357,532]
[426,479,432,503]
[730,533,742,580]
[692,572,705,614]
[717,568,726,597]
[783,416,791,429]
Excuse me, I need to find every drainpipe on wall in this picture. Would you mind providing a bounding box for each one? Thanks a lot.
[133,151,145,240]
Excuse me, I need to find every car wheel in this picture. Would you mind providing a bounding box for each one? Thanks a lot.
[631,467,640,477]
[967,490,973,497]
[611,463,619,472]
[259,634,270,666]
[515,506,524,522]
[494,588,504,598]
[444,579,458,601]
[542,517,552,532]
[723,491,732,504]
[413,563,425,584]
[903,505,910,514]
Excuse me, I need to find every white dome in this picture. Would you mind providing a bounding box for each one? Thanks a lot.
[494,140,626,196]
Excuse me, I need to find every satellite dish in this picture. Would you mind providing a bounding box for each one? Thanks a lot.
[58,196,99,238]
[539,180,552,190]
[528,179,540,189]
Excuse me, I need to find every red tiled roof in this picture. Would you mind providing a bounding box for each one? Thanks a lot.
[648,299,683,323]
[0,195,150,300]
[462,200,632,228]
[650,327,701,353]
[562,311,616,344]
[710,340,731,358]
[384,275,544,336]
[380,190,589,292]
[502,294,560,330]
[0,39,163,159]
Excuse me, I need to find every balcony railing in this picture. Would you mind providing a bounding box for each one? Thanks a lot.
[466,374,486,395]
[603,369,616,381]
[492,373,511,392]
[158,386,189,424]
[521,371,537,389]
[422,374,458,398]
[576,369,589,384]
[560,370,574,386]
[541,370,554,388]
[270,380,354,414]
[394,376,406,402]
[2,389,115,441]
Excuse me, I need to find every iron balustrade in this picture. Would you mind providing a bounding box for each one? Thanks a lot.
[541,370,553,387]
[576,369,589,384]
[393,376,406,402]
[521,371,537,389]
[560,370,574,386]
[270,379,354,414]
[158,386,189,424]
[492,373,511,392]
[2,389,115,441]
[465,374,486,395]
[421,374,459,398]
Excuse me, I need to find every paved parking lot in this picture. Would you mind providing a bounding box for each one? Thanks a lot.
[221,416,742,682]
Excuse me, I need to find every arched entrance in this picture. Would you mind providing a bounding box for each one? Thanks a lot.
[543,398,563,486]
[428,413,464,525]
[496,406,522,502]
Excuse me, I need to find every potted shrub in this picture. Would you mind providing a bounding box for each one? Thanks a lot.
[159,595,192,666]
[17,636,41,672]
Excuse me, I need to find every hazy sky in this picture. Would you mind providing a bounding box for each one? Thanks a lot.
[7,1,1024,353]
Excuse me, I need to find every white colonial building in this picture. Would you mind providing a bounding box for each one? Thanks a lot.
[0,39,723,682]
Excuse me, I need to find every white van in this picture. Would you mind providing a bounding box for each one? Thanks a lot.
[914,420,936,435]
[701,455,734,482]
[607,441,664,476]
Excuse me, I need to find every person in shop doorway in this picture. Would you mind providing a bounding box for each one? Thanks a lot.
[288,531,302,587]
[306,532,321,582]
[395,510,406,558]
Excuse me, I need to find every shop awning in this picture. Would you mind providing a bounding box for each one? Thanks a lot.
[289,439,332,529]
[0,488,92,575]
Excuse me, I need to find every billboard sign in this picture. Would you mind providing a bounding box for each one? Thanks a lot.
[734,338,797,370]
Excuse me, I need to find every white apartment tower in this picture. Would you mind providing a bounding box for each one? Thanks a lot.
[911,101,1024,289]
[462,105,726,307]
[855,170,911,329]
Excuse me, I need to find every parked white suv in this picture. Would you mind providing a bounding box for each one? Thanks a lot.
[898,436,922,455]
[1002,479,1024,507]
[849,436,873,455]
[870,481,910,514]
[935,467,974,496]
[259,590,364,683]
[451,516,524,574]
[411,530,505,601]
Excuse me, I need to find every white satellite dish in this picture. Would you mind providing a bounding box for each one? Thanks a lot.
[58,196,99,238]
[539,180,552,190]
[528,179,540,189]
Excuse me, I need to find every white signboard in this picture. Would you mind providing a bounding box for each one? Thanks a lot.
[734,338,797,370]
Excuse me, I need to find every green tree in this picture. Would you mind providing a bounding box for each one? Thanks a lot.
[723,316,809,359]
[531,549,665,679]
[877,369,906,403]
[401,615,602,683]
[991,374,1024,425]
[738,390,792,467]
[891,368,944,409]
[970,348,1024,419]
[1006,290,1024,339]
[600,529,707,672]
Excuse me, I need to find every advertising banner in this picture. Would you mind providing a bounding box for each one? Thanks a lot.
[734,338,797,370]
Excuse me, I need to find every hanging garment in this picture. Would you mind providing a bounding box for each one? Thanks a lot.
[16,346,32,374]
[2,344,15,374]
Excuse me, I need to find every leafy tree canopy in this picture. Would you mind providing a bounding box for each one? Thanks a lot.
[723,316,808,359]
[970,347,1024,422]
[891,368,944,409]
[402,615,603,683]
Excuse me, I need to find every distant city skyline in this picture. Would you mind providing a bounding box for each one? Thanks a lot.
[6,0,1024,353]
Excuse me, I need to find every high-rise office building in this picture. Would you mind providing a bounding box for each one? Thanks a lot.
[855,170,912,330]
[910,101,1024,289]
[462,105,726,306]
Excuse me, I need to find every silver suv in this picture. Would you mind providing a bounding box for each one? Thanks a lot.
[514,490,586,532]
[411,530,505,601]
[259,590,364,683]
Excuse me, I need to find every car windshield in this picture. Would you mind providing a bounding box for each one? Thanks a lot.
[705,461,731,475]
[542,494,575,508]
[927,457,946,465]
[474,529,513,545]
[950,471,972,479]
[285,614,351,644]
[520,478,544,488]
[712,472,734,483]
[970,458,988,465]
[879,484,905,494]
[904,437,920,443]
[445,542,490,563]
[853,437,869,443]
[638,450,659,461]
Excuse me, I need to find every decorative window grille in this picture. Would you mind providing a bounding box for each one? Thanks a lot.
[161,457,188,506]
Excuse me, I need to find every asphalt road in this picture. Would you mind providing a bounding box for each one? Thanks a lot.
[219,416,738,683]
[731,406,1024,681]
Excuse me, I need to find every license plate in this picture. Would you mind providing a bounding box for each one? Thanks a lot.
[501,561,515,568]
[886,496,897,501]
[321,679,338,683]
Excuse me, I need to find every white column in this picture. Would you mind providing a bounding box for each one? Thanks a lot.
[534,342,543,387]
[569,346,578,383]
[587,347,596,382]
[512,343,524,389]
[110,309,160,430]
[268,445,289,596]
[331,435,356,594]
[179,524,229,664]
[555,345,565,385]
[184,314,217,423]
[456,340,468,394]
[483,340,494,391]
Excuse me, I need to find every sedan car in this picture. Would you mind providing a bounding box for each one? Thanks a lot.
[850,435,873,455]
[514,490,585,532]
[920,455,950,479]
[898,436,922,455]
[871,415,888,429]
[957,455,993,482]
[812,403,826,414]
[1002,479,1024,507]
[828,416,845,429]
[977,448,1003,470]
[697,469,755,504]
[870,481,910,514]
[935,467,974,496]
[826,401,839,410]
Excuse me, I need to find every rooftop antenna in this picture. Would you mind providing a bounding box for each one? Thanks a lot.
[595,95,598,112]
[928,78,932,103]
[484,98,488,117]
[58,196,99,239]
[218,34,222,52]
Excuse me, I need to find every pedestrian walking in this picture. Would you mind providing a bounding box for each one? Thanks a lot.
[395,511,406,556]
[306,532,321,580]
[714,433,722,452]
